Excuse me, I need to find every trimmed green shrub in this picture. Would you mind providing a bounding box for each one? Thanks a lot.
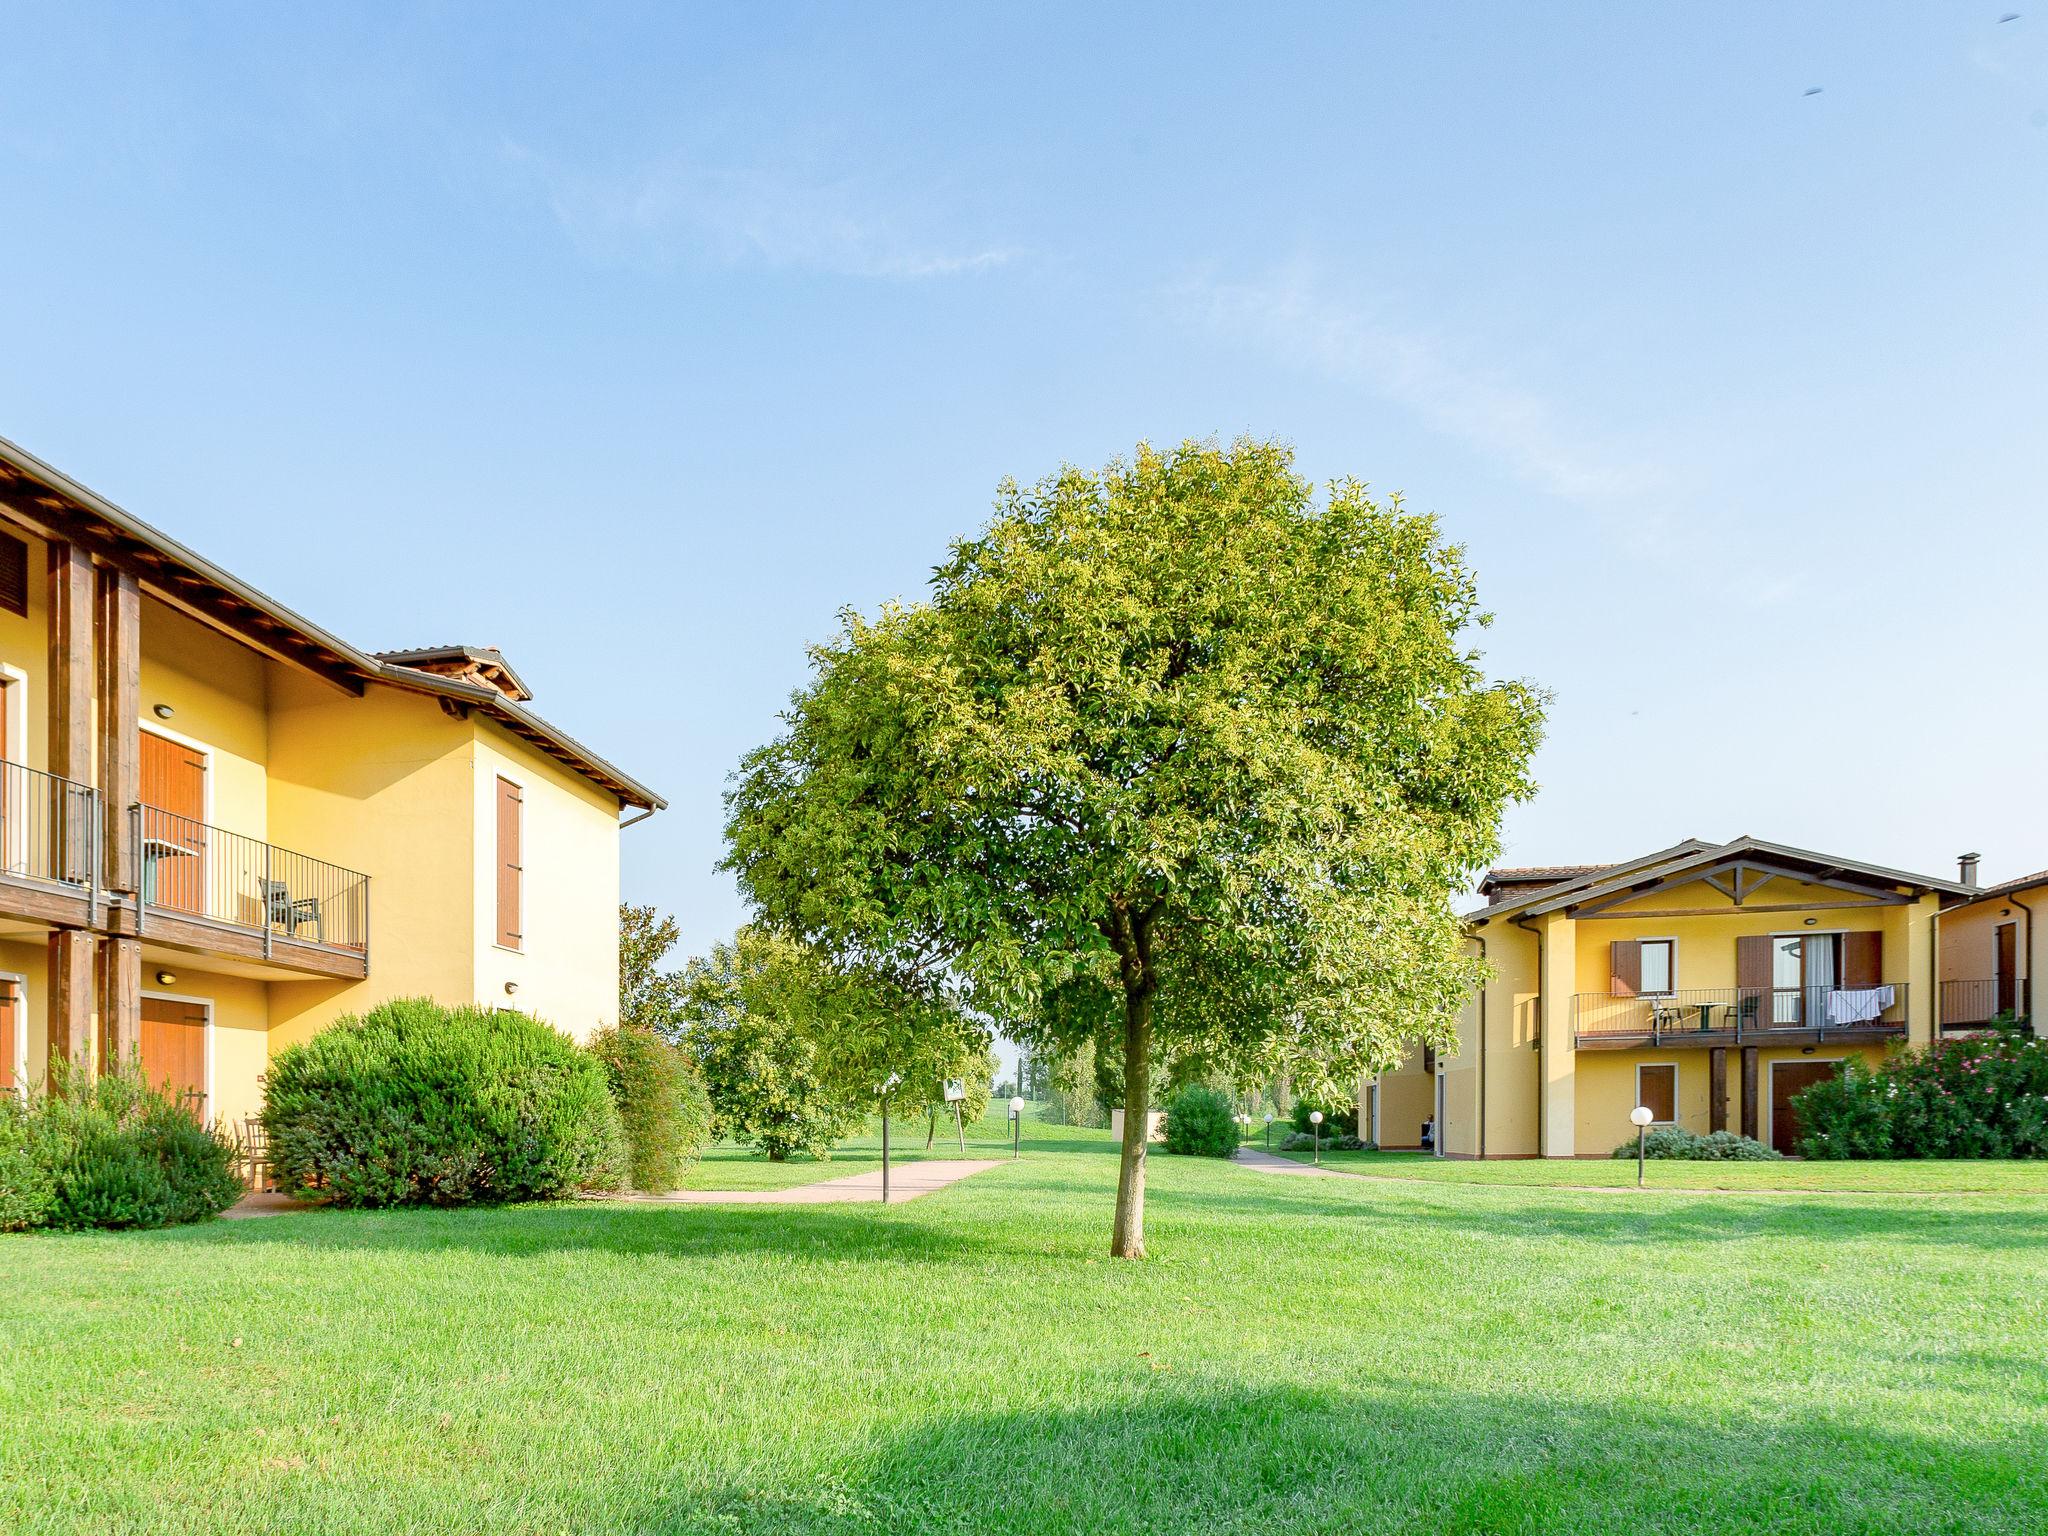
[1290,1098,1359,1137]
[0,1095,56,1231]
[1796,1036,2048,1159]
[1162,1085,1239,1157]
[1610,1126,1782,1161]
[264,998,626,1206]
[591,1023,712,1194]
[1,1065,241,1231]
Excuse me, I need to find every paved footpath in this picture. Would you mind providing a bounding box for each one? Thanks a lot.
[607,1158,1003,1206]
[224,1158,1004,1217]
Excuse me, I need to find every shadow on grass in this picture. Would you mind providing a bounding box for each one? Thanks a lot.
[1148,1181,2048,1252]
[163,1198,1018,1266]
[632,1383,2041,1535]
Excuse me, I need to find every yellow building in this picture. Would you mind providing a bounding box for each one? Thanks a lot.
[1936,857,2043,1031]
[0,435,661,1127]
[1361,837,1968,1158]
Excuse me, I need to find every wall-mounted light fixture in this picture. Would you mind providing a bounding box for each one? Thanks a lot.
[503,981,519,997]
[155,970,176,986]
[152,704,175,720]
[1803,917,1818,926]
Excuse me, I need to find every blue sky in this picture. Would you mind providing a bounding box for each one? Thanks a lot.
[4,3,2047,976]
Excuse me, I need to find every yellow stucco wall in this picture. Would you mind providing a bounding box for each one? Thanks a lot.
[471,720,622,1042]
[1573,1043,1890,1155]
[1938,888,2041,1031]
[140,597,270,840]
[0,528,53,776]
[264,671,480,1050]
[0,936,50,1090]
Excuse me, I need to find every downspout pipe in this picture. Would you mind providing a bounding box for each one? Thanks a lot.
[2008,887,2035,1033]
[1474,928,1487,1160]
[620,806,657,831]
[1513,910,1543,1156]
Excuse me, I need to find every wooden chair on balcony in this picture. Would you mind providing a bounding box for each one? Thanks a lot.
[261,880,324,942]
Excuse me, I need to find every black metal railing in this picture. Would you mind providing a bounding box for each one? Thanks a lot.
[0,761,99,886]
[136,803,368,955]
[1572,983,1910,1043]
[1939,977,2029,1030]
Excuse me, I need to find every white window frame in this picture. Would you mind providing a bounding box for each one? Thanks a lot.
[0,664,24,877]
[1637,936,1678,997]
[0,970,24,1098]
[1636,1060,1679,1125]
[140,989,216,1126]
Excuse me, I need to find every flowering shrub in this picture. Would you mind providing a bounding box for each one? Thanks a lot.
[1796,1034,2048,1159]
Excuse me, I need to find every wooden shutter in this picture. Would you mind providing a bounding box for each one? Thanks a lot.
[1736,934,1772,1020]
[0,532,26,617]
[495,776,522,950]
[139,732,206,915]
[1638,1063,1676,1122]
[1609,940,1642,998]
[1843,930,1882,990]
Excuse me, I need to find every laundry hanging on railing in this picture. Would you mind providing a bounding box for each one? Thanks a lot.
[1825,985,1895,1026]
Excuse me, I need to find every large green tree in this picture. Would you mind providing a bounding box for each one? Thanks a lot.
[725,439,1543,1255]
[674,927,868,1160]
[619,904,688,1037]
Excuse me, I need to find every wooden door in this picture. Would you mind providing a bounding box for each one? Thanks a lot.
[0,984,16,1094]
[1995,923,2018,1016]
[140,732,206,916]
[140,996,207,1119]
[1769,1061,1837,1154]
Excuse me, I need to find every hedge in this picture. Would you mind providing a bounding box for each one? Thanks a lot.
[263,998,626,1206]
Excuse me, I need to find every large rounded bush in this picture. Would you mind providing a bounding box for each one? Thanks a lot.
[264,999,626,1206]
[1162,1085,1239,1157]
[590,1023,713,1194]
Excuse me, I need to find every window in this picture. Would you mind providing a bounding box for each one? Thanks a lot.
[1640,939,1674,996]
[0,532,26,618]
[1421,1045,1436,1074]
[495,776,523,950]
[1637,1063,1677,1123]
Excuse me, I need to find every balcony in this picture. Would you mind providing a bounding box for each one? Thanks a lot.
[1572,984,1910,1049]
[1939,977,2029,1033]
[133,804,369,979]
[0,761,101,924]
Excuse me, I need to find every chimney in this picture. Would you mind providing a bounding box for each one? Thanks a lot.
[1958,852,1981,888]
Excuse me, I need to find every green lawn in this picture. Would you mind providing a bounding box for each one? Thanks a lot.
[4,1112,2045,1534]
[1264,1144,2048,1194]
[671,1111,1011,1191]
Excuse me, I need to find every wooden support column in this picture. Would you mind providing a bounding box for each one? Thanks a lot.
[1709,1047,1728,1134]
[48,543,95,1068]
[98,936,141,1071]
[1739,1045,1760,1142]
[96,564,140,893]
[48,930,95,1076]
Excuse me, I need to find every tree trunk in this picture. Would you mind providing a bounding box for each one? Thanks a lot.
[1110,983,1153,1260]
[925,1109,937,1150]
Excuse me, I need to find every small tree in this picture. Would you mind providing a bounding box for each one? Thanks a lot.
[676,928,877,1160]
[620,904,688,1036]
[726,439,1542,1255]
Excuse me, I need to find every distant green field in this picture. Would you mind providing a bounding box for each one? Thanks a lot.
[670,1111,1014,1191]
[1266,1145,2048,1194]
[5,1109,2043,1533]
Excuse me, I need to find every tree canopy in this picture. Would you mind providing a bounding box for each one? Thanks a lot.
[725,438,1543,1254]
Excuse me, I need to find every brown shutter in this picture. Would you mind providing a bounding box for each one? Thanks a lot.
[495,776,523,950]
[1639,1063,1676,1122]
[1843,930,1882,989]
[1736,934,1771,1020]
[1609,940,1642,998]
[0,532,26,617]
